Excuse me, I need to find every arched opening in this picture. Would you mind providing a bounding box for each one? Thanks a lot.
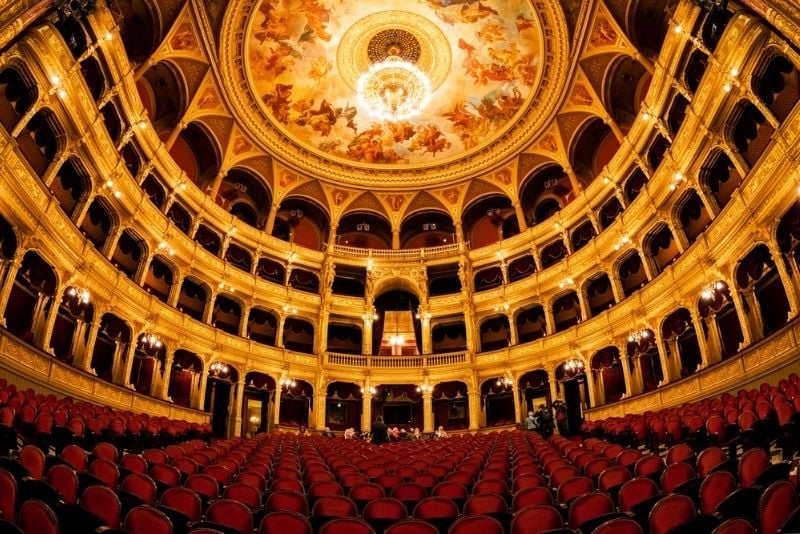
[735,244,791,338]
[0,65,38,133]
[288,268,319,294]
[166,202,192,234]
[372,289,421,356]
[194,224,221,256]
[371,385,423,430]
[481,377,514,427]
[618,251,648,297]
[218,168,271,230]
[50,158,91,219]
[518,370,551,425]
[177,277,208,321]
[171,122,220,189]
[666,94,690,136]
[204,363,238,437]
[4,251,57,342]
[753,54,800,124]
[326,381,362,432]
[473,266,503,292]
[461,195,518,249]
[256,257,285,285]
[428,264,462,296]
[278,379,312,428]
[55,17,88,57]
[676,189,710,246]
[662,308,702,378]
[338,211,392,249]
[81,56,106,102]
[698,282,742,360]
[599,196,623,229]
[111,229,147,280]
[585,273,615,316]
[646,133,669,171]
[516,305,546,343]
[212,294,242,336]
[247,307,278,346]
[479,315,510,352]
[139,61,185,131]
[698,149,742,210]
[554,361,588,434]
[243,372,275,436]
[540,240,567,269]
[90,313,130,382]
[283,317,315,354]
[17,109,61,177]
[433,381,468,431]
[645,223,680,275]
[130,333,166,396]
[628,0,676,58]
[273,198,330,250]
[49,287,94,365]
[553,291,581,332]
[431,319,467,354]
[143,256,174,303]
[685,49,709,94]
[728,101,774,169]
[400,211,455,249]
[0,216,17,263]
[79,197,114,251]
[225,243,252,273]
[592,347,625,404]
[169,350,203,409]
[326,322,362,355]
[121,141,143,177]
[605,56,650,131]
[141,174,167,210]
[571,220,596,252]
[519,165,573,227]
[116,0,160,64]
[700,6,733,52]
[624,168,649,204]
[508,255,536,283]
[570,118,619,185]
[627,330,663,393]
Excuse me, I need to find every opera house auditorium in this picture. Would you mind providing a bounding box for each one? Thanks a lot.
[0,0,799,532]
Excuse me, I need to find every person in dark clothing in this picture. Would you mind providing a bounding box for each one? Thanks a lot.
[536,404,554,438]
[371,415,388,445]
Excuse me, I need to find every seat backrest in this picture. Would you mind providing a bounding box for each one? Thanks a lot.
[384,519,438,534]
[46,464,79,504]
[697,447,727,477]
[159,487,203,522]
[89,458,120,487]
[150,463,182,487]
[0,467,16,522]
[699,471,737,515]
[207,498,254,534]
[758,480,799,534]
[391,483,428,503]
[450,515,504,534]
[431,481,467,501]
[18,499,58,534]
[634,454,665,478]
[143,448,169,465]
[512,486,553,512]
[568,491,615,529]
[309,480,345,498]
[550,465,580,486]
[362,497,408,521]
[224,481,262,509]
[350,482,385,502]
[598,465,632,492]
[618,477,659,512]
[592,517,643,534]
[258,510,312,534]
[93,442,119,462]
[557,475,594,505]
[266,490,309,514]
[61,444,88,473]
[203,464,232,485]
[666,444,695,465]
[711,518,756,534]
[81,484,121,528]
[739,447,769,489]
[312,496,358,520]
[185,473,219,499]
[473,478,509,495]
[510,504,564,534]
[123,505,174,534]
[120,454,148,474]
[318,517,375,534]
[464,493,507,515]
[121,472,158,506]
[649,494,697,534]
[660,462,696,494]
[19,444,46,480]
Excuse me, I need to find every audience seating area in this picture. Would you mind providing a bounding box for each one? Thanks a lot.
[0,377,799,533]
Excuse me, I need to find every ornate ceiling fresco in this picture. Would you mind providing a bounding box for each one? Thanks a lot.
[246,0,542,166]
[220,0,571,188]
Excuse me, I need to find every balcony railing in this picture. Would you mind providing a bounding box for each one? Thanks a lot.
[331,242,463,260]
[325,351,468,368]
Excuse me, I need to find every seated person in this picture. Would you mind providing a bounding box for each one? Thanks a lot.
[434,426,449,439]
[322,427,334,438]
[344,427,355,440]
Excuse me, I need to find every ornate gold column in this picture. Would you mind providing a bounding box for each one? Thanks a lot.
[688,308,712,368]
[196,368,209,411]
[0,253,23,320]
[467,387,480,431]
[160,351,174,400]
[730,288,756,347]
[513,201,528,232]
[512,385,522,425]
[232,375,245,437]
[361,382,372,432]
[422,389,434,433]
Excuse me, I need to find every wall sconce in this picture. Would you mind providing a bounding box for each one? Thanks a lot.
[210,361,229,375]
[559,276,575,289]
[564,358,585,374]
[496,377,512,387]
[669,171,686,191]
[416,384,433,393]
[66,286,90,304]
[627,329,650,344]
[700,280,726,300]
[613,234,631,251]
[280,377,297,389]
[157,241,176,256]
[138,332,162,350]
[361,386,377,396]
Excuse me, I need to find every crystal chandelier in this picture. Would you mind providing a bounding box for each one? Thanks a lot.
[700,281,726,300]
[66,286,90,304]
[564,359,585,374]
[389,334,406,347]
[357,56,432,122]
[628,329,650,344]
[138,332,162,350]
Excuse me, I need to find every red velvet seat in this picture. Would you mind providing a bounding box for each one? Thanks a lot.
[384,519,437,534]
[46,463,79,504]
[512,473,546,492]
[265,490,309,514]
[412,496,459,533]
[616,449,642,471]
[738,447,769,489]
[697,447,728,477]
[591,517,643,534]
[123,505,174,534]
[205,498,253,534]
[319,517,375,534]
[19,444,45,480]
[449,515,504,534]
[258,510,312,534]
[18,499,58,534]
[121,472,158,506]
[666,444,695,465]
[391,483,428,513]
[121,454,149,474]
[223,481,262,510]
[618,477,659,512]
[144,448,169,466]
[710,518,755,534]
[634,454,665,478]
[350,482,386,511]
[93,442,119,463]
[510,504,564,534]
[203,464,232,486]
[512,486,554,512]
[567,491,615,530]
[597,465,632,494]
[362,497,409,533]
[699,471,737,515]
[557,475,594,505]
[88,458,120,487]
[473,478,508,496]
[185,473,219,501]
[160,487,203,522]
[660,462,696,495]
[312,496,359,529]
[60,444,88,473]
[270,477,304,493]
[649,494,696,534]
[758,480,798,534]
[81,484,122,528]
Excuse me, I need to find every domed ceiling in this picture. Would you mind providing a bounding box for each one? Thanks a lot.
[220,0,571,188]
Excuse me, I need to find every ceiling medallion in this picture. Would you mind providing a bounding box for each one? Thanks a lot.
[357,55,432,122]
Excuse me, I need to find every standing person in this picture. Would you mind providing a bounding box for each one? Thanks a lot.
[525,411,539,432]
[537,404,553,438]
[554,399,568,436]
[371,415,388,445]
